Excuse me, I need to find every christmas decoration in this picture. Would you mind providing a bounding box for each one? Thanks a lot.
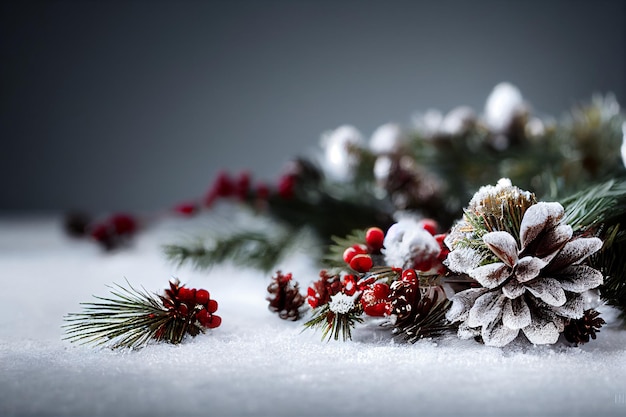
[63,279,221,349]
[62,82,626,350]
[266,271,306,321]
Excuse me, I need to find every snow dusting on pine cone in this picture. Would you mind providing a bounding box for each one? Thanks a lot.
[446,201,604,347]
[382,219,441,270]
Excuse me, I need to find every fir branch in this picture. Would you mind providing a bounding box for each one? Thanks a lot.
[322,229,367,269]
[164,229,299,273]
[304,304,364,342]
[63,281,178,349]
[562,179,626,232]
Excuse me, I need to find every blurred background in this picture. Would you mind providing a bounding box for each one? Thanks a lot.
[1,0,624,213]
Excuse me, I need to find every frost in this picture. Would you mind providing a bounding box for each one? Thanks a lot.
[327,293,356,314]
[444,247,483,274]
[468,262,510,289]
[532,224,572,262]
[502,297,532,330]
[482,310,520,347]
[514,256,545,283]
[467,292,506,328]
[446,288,488,322]
[525,278,566,307]
[483,231,518,267]
[502,279,525,299]
[552,295,584,319]
[549,237,603,271]
[519,202,564,249]
[522,310,561,345]
[556,265,603,293]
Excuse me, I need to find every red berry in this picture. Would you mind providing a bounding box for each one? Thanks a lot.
[196,308,211,327]
[90,223,110,241]
[278,174,296,199]
[349,254,373,273]
[177,287,196,305]
[110,213,137,235]
[195,289,210,305]
[365,227,385,252]
[307,287,319,308]
[414,258,434,272]
[418,219,438,235]
[372,283,390,300]
[401,269,417,283]
[363,301,390,317]
[174,202,198,216]
[342,244,367,263]
[207,299,218,313]
[255,182,270,200]
[207,315,222,329]
[235,171,251,200]
[342,275,357,296]
[177,303,189,316]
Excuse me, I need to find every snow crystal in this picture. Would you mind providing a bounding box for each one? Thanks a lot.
[328,292,356,314]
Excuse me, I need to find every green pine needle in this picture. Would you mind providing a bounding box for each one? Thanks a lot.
[63,280,183,350]
[164,229,301,273]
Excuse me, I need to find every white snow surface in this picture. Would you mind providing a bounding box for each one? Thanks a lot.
[1,213,626,417]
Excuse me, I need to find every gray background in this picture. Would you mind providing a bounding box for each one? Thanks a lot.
[1,0,624,213]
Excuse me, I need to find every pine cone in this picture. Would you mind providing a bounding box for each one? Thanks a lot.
[564,309,605,345]
[446,200,604,347]
[447,203,603,346]
[388,270,452,343]
[391,285,452,343]
[267,271,305,321]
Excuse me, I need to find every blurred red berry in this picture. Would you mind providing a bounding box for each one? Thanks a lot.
[418,219,438,235]
[349,254,373,273]
[195,289,210,305]
[365,227,385,252]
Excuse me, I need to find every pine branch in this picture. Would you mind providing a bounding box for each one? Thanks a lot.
[63,281,179,349]
[63,279,221,349]
[322,229,367,269]
[304,304,364,342]
[163,229,299,273]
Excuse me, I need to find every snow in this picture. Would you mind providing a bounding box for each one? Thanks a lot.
[1,214,626,417]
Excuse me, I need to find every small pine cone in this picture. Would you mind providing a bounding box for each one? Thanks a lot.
[389,279,420,323]
[267,271,305,321]
[564,309,606,345]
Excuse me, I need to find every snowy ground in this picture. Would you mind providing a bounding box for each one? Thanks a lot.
[1,213,626,417]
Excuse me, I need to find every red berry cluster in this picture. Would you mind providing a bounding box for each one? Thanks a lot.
[162,280,222,330]
[342,227,385,273]
[89,213,138,251]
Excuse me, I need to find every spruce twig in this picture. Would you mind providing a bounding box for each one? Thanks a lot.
[164,229,301,273]
[63,280,176,349]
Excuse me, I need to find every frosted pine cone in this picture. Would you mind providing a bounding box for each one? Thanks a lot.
[446,201,604,347]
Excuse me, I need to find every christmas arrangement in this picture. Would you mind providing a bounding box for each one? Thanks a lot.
[64,82,626,349]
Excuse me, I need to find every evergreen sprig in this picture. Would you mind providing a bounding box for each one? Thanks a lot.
[322,229,367,270]
[63,281,177,349]
[304,304,364,342]
[164,229,298,273]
